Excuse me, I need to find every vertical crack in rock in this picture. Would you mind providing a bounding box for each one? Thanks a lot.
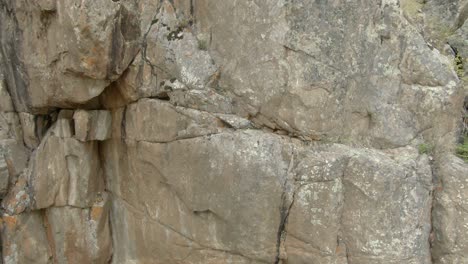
[42,209,57,263]
[140,7,163,77]
[274,151,296,264]
[120,105,127,140]
[337,156,352,264]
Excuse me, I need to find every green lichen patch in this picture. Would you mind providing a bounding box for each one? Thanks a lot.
[456,135,468,162]
[418,143,433,155]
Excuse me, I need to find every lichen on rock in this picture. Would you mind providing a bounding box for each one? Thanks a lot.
[0,0,467,263]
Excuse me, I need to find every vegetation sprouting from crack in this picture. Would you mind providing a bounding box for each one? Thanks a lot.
[456,97,468,162]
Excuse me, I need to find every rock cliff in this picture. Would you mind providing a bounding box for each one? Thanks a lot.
[0,0,467,263]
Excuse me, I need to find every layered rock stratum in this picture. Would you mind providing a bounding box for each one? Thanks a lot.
[0,0,467,263]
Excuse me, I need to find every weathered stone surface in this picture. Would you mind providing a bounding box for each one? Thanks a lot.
[73,110,112,141]
[0,155,10,197]
[18,112,40,148]
[0,140,29,180]
[102,128,433,264]
[0,0,142,112]
[125,99,226,142]
[105,130,293,263]
[432,154,468,264]
[0,112,22,141]
[1,212,52,264]
[0,0,467,263]
[30,131,104,209]
[0,78,14,112]
[1,174,30,215]
[340,147,432,264]
[45,193,112,264]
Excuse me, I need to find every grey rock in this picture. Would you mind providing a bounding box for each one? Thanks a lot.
[432,155,468,264]
[18,113,40,148]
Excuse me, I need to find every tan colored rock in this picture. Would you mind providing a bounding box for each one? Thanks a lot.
[1,212,52,264]
[30,132,104,209]
[0,0,467,263]
[107,131,292,263]
[103,128,433,263]
[73,110,112,141]
[125,99,224,142]
[340,147,432,264]
[0,0,142,112]
[45,193,112,264]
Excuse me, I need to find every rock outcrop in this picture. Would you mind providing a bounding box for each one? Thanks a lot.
[0,0,467,263]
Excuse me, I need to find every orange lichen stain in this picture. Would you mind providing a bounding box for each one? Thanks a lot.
[3,215,17,230]
[82,57,97,68]
[335,245,343,254]
[90,206,103,220]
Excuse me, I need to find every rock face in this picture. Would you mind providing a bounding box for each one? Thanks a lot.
[0,0,467,263]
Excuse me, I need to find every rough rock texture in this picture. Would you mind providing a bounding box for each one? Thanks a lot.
[0,0,467,263]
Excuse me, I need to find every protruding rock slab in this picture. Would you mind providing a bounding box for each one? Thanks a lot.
[30,132,104,209]
[73,110,112,141]
[0,0,142,111]
[125,99,224,142]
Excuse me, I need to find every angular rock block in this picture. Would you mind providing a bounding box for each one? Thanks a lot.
[30,132,104,209]
[125,99,224,142]
[45,194,112,264]
[1,195,111,264]
[73,110,112,141]
[18,113,39,148]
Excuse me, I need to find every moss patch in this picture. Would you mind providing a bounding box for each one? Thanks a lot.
[456,136,468,162]
[418,143,433,155]
[454,54,465,78]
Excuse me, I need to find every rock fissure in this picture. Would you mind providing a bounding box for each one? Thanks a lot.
[1,1,467,263]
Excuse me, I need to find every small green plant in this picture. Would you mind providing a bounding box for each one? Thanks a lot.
[197,38,208,51]
[418,143,433,155]
[456,135,468,162]
[454,54,464,78]
[178,17,192,29]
